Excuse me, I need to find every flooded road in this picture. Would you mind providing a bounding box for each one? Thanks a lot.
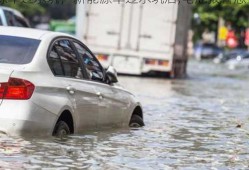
[1,60,249,169]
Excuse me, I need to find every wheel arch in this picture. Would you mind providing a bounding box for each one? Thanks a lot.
[53,109,74,135]
[131,105,143,120]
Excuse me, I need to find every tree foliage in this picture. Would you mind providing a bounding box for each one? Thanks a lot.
[193,0,249,41]
[2,1,45,17]
[2,0,76,26]
[43,0,76,20]
[2,0,75,19]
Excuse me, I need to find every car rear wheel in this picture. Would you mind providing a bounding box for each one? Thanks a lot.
[129,114,145,127]
[53,121,70,137]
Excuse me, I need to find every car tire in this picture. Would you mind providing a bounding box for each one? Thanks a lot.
[129,114,145,127]
[53,121,70,137]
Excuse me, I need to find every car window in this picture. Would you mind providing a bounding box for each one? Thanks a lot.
[0,16,2,25]
[73,42,104,82]
[3,10,29,27]
[0,35,40,64]
[14,15,29,27]
[47,46,64,76]
[4,10,15,26]
[48,40,83,79]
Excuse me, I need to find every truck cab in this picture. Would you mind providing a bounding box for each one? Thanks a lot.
[0,6,30,27]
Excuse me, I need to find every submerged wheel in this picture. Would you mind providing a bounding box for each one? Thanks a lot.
[53,121,70,137]
[129,114,145,127]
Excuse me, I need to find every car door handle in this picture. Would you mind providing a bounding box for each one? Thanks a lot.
[96,92,103,100]
[66,86,75,95]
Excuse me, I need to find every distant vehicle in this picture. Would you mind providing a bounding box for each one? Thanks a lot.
[194,43,223,60]
[213,49,247,64]
[0,6,30,27]
[0,26,144,136]
[76,4,191,76]
[226,52,249,70]
[35,23,50,30]
[49,17,75,35]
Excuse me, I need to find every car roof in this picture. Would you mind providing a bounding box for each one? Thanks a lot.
[0,26,73,40]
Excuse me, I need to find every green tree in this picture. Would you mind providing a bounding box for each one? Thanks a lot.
[192,0,249,42]
[42,0,76,20]
[2,1,45,17]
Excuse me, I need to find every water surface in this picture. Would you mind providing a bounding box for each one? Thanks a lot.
[1,60,249,169]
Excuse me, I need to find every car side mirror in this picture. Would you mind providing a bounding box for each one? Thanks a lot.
[106,66,118,83]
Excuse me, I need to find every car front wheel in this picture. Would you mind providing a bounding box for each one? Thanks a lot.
[129,114,145,127]
[53,121,70,137]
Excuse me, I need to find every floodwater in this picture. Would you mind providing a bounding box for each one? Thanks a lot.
[1,60,249,169]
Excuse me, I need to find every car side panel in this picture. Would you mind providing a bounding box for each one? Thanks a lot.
[91,81,136,128]
[88,81,127,127]
[113,86,142,124]
[108,85,132,127]
[9,71,75,133]
[61,78,100,132]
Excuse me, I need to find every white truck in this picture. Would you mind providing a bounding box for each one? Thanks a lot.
[76,3,191,77]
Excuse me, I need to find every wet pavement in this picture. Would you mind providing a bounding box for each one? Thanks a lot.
[1,60,249,169]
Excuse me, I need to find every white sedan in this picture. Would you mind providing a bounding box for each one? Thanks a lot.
[0,26,144,136]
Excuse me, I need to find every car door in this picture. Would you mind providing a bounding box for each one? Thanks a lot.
[98,83,131,127]
[93,81,129,127]
[48,39,100,131]
[72,41,127,127]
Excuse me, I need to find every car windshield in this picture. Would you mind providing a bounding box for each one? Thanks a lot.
[0,35,40,64]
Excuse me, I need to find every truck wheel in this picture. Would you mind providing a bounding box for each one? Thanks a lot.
[53,121,70,137]
[129,114,145,127]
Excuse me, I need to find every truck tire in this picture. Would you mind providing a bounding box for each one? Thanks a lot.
[129,114,145,127]
[53,121,70,137]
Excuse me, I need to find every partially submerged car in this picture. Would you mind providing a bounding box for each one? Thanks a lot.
[0,6,30,27]
[194,43,223,60]
[0,26,144,136]
[213,49,247,64]
[226,52,249,70]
